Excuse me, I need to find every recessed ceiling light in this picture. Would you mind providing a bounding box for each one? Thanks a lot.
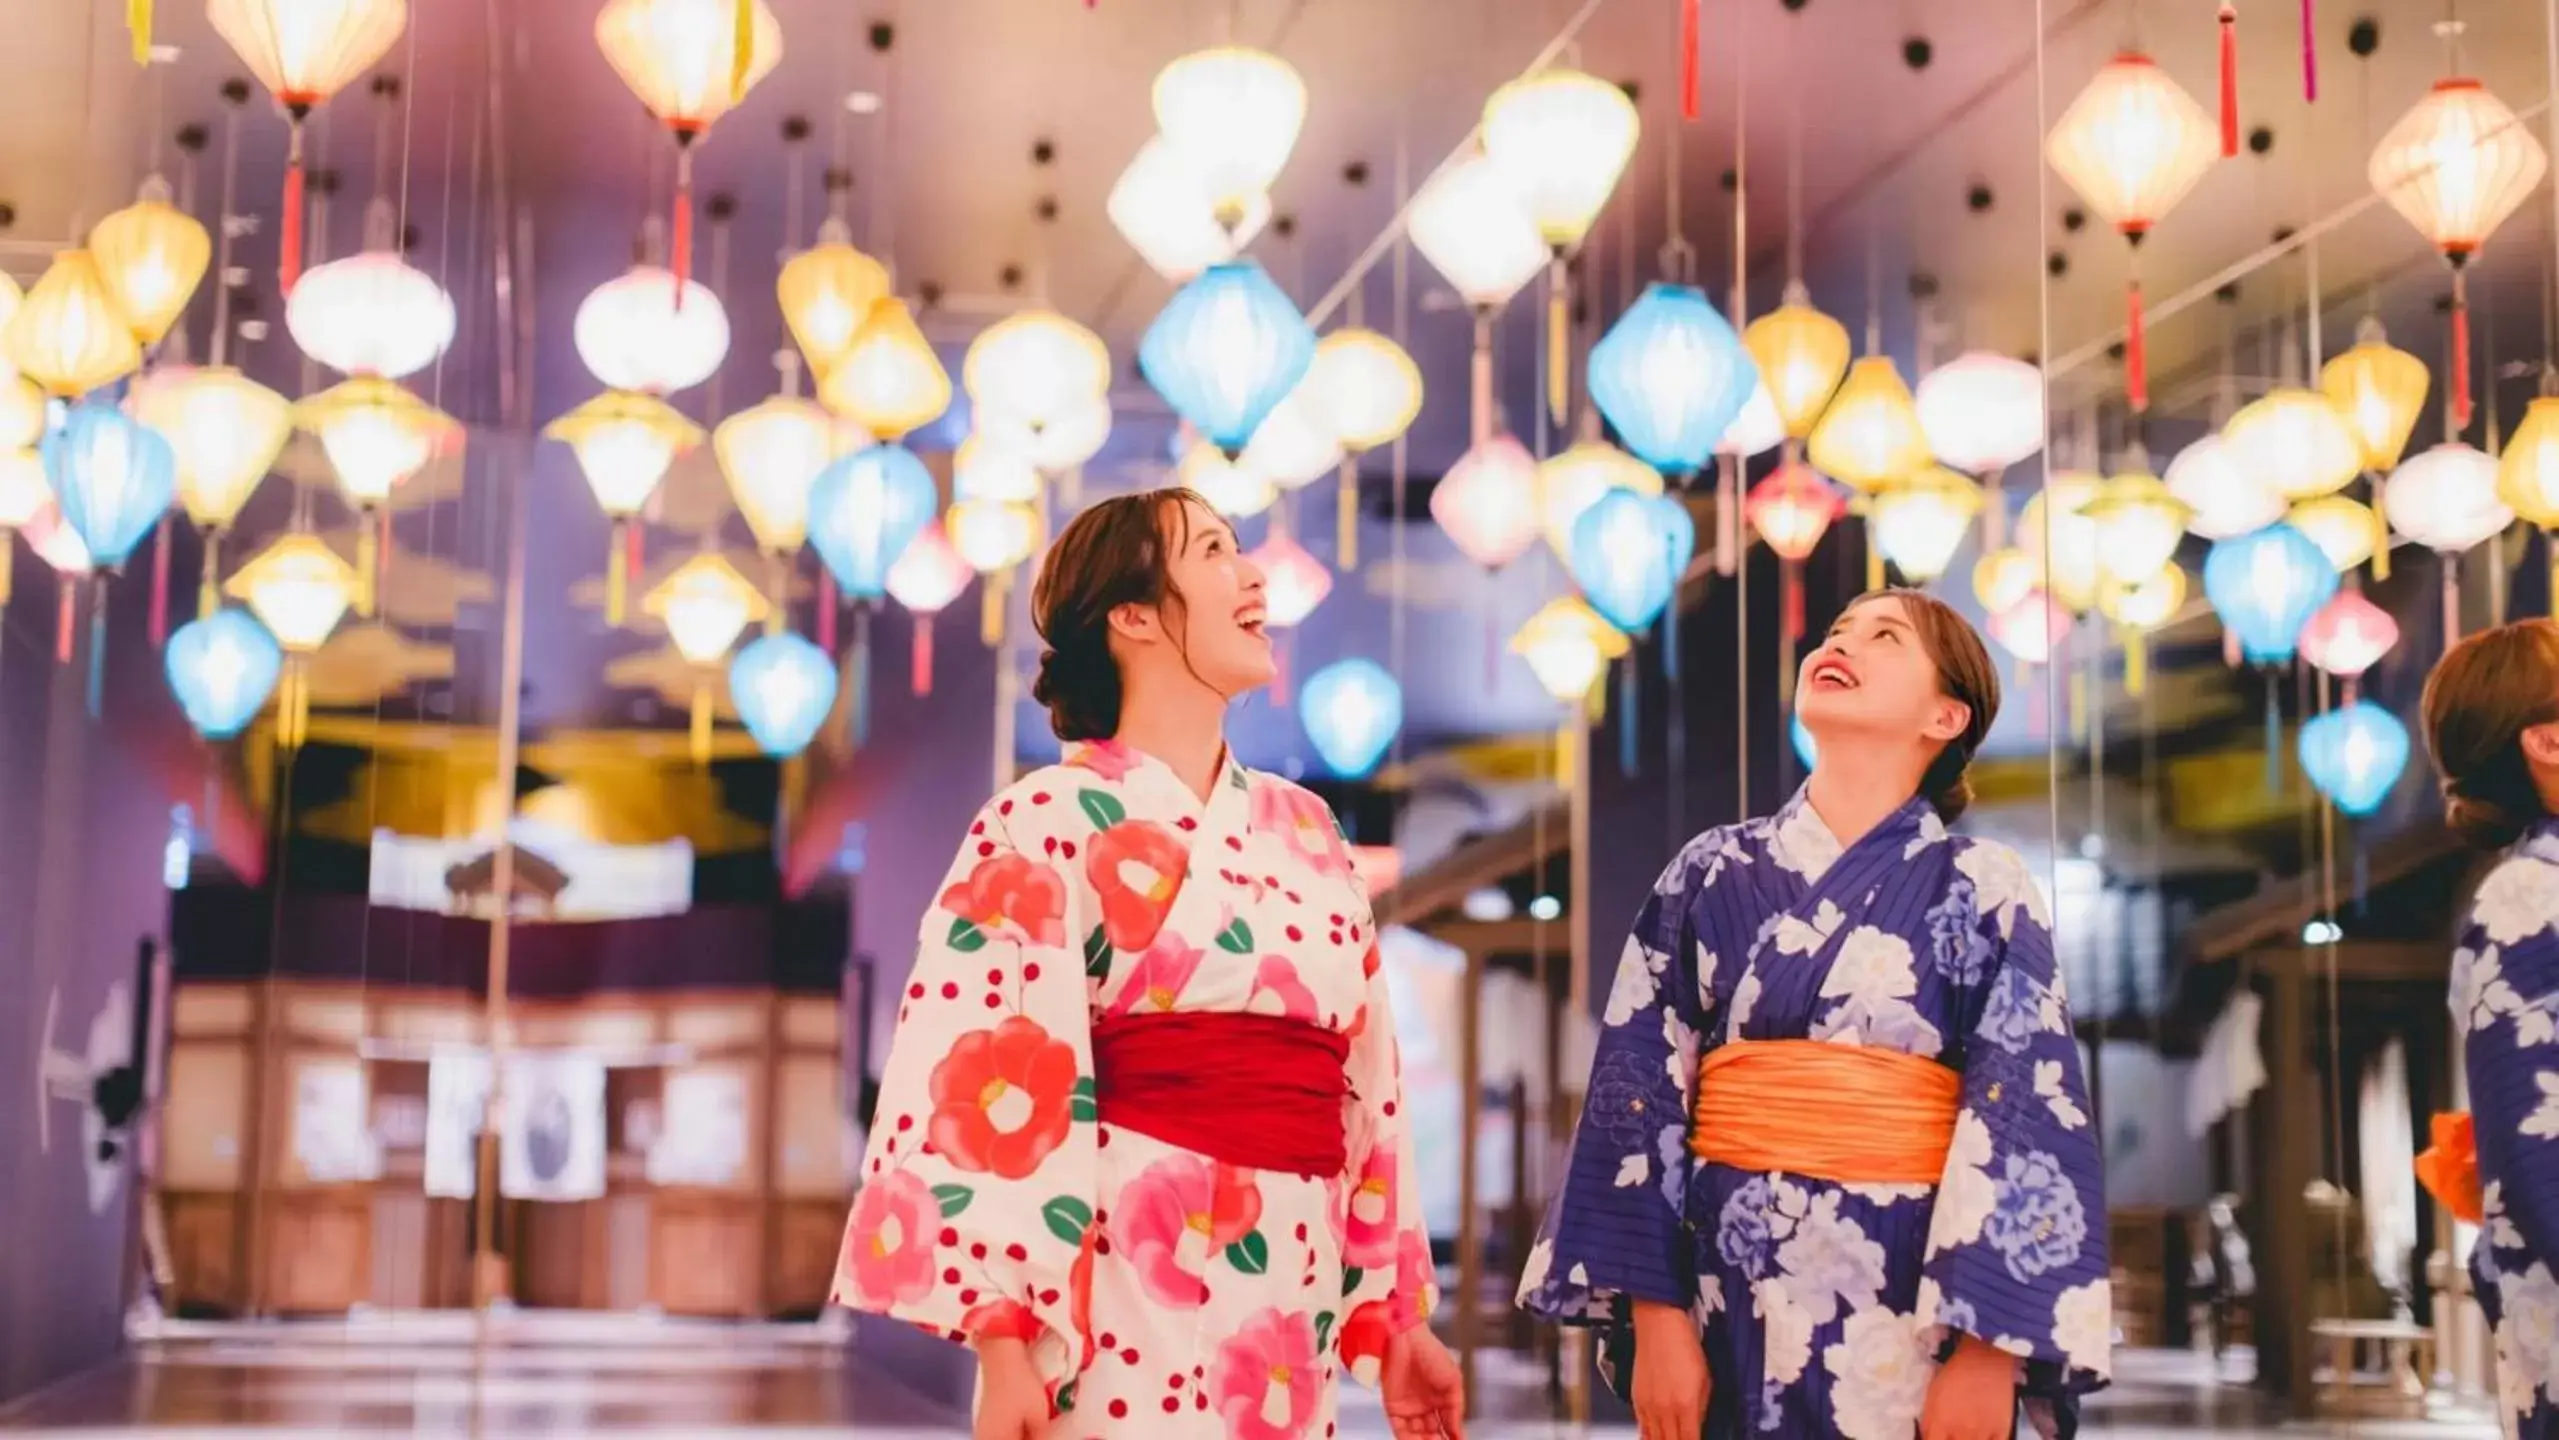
[845,90,884,115]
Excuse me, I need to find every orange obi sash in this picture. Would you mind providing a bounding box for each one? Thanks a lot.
[1690,1039,1962,1185]
[2415,1111,2483,1224]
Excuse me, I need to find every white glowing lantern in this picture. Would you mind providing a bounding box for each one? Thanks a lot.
[1250,528,1332,627]
[2384,442,2510,553]
[1240,382,1343,491]
[953,433,1044,505]
[1308,329,1422,452]
[949,499,1040,574]
[1480,69,1640,251]
[2018,472,2104,612]
[1151,47,1307,217]
[1409,152,1548,310]
[1715,376,1784,458]
[1432,433,1541,569]
[2287,495,2384,572]
[1869,467,1984,583]
[1180,440,1278,519]
[963,310,1111,438]
[2165,433,2286,540]
[1107,135,1272,282]
[1987,589,2072,666]
[573,264,730,395]
[1915,352,2046,474]
[286,199,457,379]
[713,394,838,553]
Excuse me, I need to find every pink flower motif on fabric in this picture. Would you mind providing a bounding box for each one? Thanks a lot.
[1390,1225,1436,1331]
[1068,738,1143,782]
[1208,1306,1324,1440]
[1343,1140,1401,1269]
[1104,932,1210,1020]
[1111,1153,1263,1309]
[840,1169,939,1308]
[1249,777,1353,880]
[1247,954,1321,1022]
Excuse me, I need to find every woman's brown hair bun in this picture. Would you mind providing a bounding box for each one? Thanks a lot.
[2422,619,2559,850]
[1028,487,1201,743]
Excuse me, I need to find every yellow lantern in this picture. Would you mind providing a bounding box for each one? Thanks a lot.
[0,270,23,383]
[595,0,783,136]
[296,377,456,507]
[1151,47,1307,220]
[0,376,45,452]
[4,251,142,398]
[1972,546,2041,615]
[1537,440,1663,562]
[224,531,357,749]
[2501,396,2559,527]
[713,393,837,554]
[962,310,1110,439]
[2079,462,2193,586]
[2287,495,2383,573]
[1481,69,1641,251]
[2019,472,2103,612]
[2096,561,2188,695]
[2320,316,2429,473]
[949,499,1041,576]
[1868,466,1983,584]
[1309,329,1423,452]
[1108,135,1272,282]
[0,448,50,605]
[1180,440,1277,520]
[88,177,210,349]
[1743,281,1851,439]
[1806,356,1929,493]
[546,389,704,623]
[134,366,291,611]
[777,218,892,377]
[641,549,769,762]
[818,299,950,441]
[207,0,409,292]
[2224,388,2362,501]
[1511,595,1631,703]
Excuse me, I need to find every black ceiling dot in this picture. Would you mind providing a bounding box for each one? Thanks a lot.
[400,223,420,252]
[2248,125,2274,155]
[823,165,854,193]
[1273,213,1297,239]
[782,115,812,143]
[1034,195,1060,221]
[314,168,342,195]
[2061,207,2086,232]
[0,203,17,231]
[369,74,401,100]
[175,123,209,153]
[232,288,260,316]
[1719,167,1738,192]
[998,263,1024,291]
[1619,79,1641,101]
[220,77,251,105]
[1966,183,1994,213]
[2434,291,2455,313]
[2215,281,2241,303]
[1902,36,1933,70]
[2047,250,2069,277]
[1779,0,1809,12]
[2019,350,2040,367]
[2271,224,2295,244]
[2348,16,2380,57]
[868,21,895,51]
[1908,271,1940,300]
[2107,339,2126,361]
[705,193,737,222]
[1032,138,1056,166]
[918,279,943,307]
[1342,160,1369,186]
[1570,296,1590,326]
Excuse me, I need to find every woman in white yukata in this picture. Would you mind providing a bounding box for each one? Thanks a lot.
[832,488,1466,1440]
[2420,620,2559,1438]
[1522,589,2111,1439]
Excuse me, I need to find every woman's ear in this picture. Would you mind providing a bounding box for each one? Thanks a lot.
[1924,697,1972,745]
[1107,601,1159,646]
[2522,721,2559,771]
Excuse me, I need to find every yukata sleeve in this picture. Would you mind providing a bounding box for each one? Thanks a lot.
[1919,856,2112,1407]
[2465,917,2559,1281]
[1336,942,1442,1386]
[1517,850,1710,1325]
[831,800,1099,1396]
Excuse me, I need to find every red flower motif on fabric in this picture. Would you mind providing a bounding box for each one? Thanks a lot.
[960,1297,1038,1342]
[938,851,1070,949]
[1337,1300,1395,1388]
[927,1016,1079,1179]
[1250,776,1353,880]
[1208,1307,1323,1440]
[839,1169,939,1307]
[1068,1224,1099,1372]
[1087,819,1191,951]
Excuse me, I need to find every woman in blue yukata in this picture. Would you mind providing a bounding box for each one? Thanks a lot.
[1520,588,2111,1439]
[2419,620,2559,1438]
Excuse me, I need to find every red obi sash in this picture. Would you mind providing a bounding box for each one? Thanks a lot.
[1090,1013,1351,1178]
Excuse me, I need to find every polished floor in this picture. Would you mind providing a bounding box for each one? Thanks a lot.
[0,1314,2503,1437]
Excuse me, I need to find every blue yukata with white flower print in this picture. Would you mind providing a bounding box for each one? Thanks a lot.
[1519,789,2112,1438]
[2449,819,2559,1438]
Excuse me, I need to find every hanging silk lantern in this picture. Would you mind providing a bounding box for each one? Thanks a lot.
[1973,546,2042,615]
[647,552,766,663]
[714,394,839,554]
[819,299,952,442]
[1915,352,2046,475]
[1251,528,1332,627]
[2299,589,2400,681]
[1791,712,1819,773]
[135,366,290,535]
[2297,700,2411,817]
[1408,151,1548,312]
[44,400,173,568]
[1717,377,1785,459]
[2019,472,2104,613]
[1511,596,1630,702]
[88,176,209,349]
[952,433,1044,505]
[1742,282,1852,439]
[286,198,458,379]
[808,443,938,601]
[1432,434,1540,570]
[1987,589,2073,666]
[1108,135,1273,281]
[2165,432,2286,540]
[226,533,354,651]
[886,518,971,695]
[2081,460,2194,586]
[164,606,283,740]
[2500,397,2559,526]
[1537,439,1663,561]
[0,272,23,385]
[0,448,49,605]
[1570,490,1694,633]
[546,390,704,624]
[207,0,407,292]
[1139,261,1315,456]
[1152,47,1307,219]
[2369,78,2548,433]
[595,0,784,291]
[980,393,1111,473]
[1747,461,1844,641]
[2096,561,2187,696]
[963,310,1111,440]
[2386,442,2509,553]
[2224,388,2361,502]
[1869,467,1983,584]
[1180,440,1279,520]
[2287,495,2384,573]
[2320,315,2428,473]
[1481,68,1641,251]
[728,629,838,759]
[298,377,457,508]
[1300,658,1402,779]
[574,264,730,395]
[4,251,142,398]
[1308,329,1422,452]
[1807,356,1930,493]
[777,217,892,376]
[949,499,1040,577]
[1587,283,1757,476]
[1240,382,1345,491]
[2044,52,2218,412]
[0,377,43,452]
[2202,522,2337,664]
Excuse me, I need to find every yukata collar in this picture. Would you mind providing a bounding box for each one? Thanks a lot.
[1767,784,1943,881]
[1066,737,1250,813]
[2516,814,2559,866]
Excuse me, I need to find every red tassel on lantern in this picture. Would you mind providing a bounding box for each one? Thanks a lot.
[1680,0,1702,121]
[2452,268,2474,433]
[1783,561,1805,641]
[55,576,76,663]
[626,520,647,588]
[817,571,838,653]
[2125,274,2149,413]
[2300,0,2317,102]
[2218,4,2240,156]
[670,145,695,308]
[147,517,170,646]
[280,123,307,293]
[911,613,935,696]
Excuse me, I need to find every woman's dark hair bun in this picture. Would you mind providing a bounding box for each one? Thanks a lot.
[2445,786,2532,852]
[1031,635,1122,745]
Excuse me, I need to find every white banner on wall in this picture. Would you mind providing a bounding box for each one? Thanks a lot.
[424,1050,609,1202]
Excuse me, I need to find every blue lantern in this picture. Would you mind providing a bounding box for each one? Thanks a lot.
[1570,491,1695,633]
[1791,712,1818,773]
[729,630,840,759]
[44,399,174,569]
[164,608,282,739]
[1138,260,1316,455]
[1586,282,1759,475]
[1299,658,1403,779]
[2202,523,2337,664]
[808,443,938,602]
[2297,700,2410,817]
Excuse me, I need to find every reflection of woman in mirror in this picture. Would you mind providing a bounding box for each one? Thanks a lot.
[1521,590,2111,1438]
[2419,620,2559,1437]
[830,489,1464,1440]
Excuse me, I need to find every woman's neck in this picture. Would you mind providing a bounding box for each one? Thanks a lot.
[1802,742,1925,850]
[1114,677,1231,802]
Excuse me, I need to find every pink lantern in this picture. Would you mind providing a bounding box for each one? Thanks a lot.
[1988,588,2073,666]
[1431,434,1540,570]
[2299,588,2399,688]
[885,519,973,695]
[1250,527,1333,627]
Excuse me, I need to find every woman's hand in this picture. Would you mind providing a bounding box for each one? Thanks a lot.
[1629,1298,1709,1440]
[971,1335,1049,1440]
[1381,1327,1467,1438]
[1920,1332,2020,1440]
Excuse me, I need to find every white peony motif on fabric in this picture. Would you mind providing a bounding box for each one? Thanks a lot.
[1824,1308,1936,1440]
